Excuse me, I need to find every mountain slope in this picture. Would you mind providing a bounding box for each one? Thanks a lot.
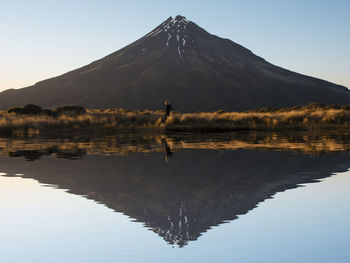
[1,15,349,112]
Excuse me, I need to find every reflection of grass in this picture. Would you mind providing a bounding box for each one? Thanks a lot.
[1,104,350,136]
[2,131,350,156]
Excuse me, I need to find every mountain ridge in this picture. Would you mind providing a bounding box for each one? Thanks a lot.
[1,15,349,112]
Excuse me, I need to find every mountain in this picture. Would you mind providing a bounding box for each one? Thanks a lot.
[1,15,350,112]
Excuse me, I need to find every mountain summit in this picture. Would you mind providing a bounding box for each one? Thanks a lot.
[1,15,349,111]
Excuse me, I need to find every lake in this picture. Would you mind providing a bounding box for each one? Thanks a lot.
[0,132,350,262]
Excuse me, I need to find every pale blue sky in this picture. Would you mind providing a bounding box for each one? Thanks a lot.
[0,0,349,91]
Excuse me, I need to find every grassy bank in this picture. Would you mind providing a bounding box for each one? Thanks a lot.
[1,103,350,136]
[0,107,166,136]
[165,108,350,132]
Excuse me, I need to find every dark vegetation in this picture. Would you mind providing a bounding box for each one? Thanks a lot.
[248,102,350,113]
[8,104,86,116]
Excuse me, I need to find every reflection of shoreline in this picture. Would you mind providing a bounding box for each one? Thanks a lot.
[1,131,350,161]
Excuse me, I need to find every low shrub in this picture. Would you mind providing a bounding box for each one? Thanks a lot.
[55,105,86,115]
[8,107,23,114]
[20,104,43,115]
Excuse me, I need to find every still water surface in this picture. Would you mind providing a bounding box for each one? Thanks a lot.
[0,132,349,262]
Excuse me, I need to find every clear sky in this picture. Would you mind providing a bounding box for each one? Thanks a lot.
[0,0,349,92]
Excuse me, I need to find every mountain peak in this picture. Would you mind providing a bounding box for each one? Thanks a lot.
[143,15,193,59]
[174,15,189,22]
[145,15,190,38]
[166,15,189,22]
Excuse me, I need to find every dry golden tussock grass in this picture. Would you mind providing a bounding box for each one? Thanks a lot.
[163,109,350,131]
[0,106,350,136]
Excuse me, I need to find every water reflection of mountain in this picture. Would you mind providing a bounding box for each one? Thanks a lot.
[1,137,350,247]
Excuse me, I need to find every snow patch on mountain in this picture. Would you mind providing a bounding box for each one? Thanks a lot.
[143,16,191,60]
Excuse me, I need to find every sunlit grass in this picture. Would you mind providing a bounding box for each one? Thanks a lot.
[163,108,350,131]
[0,108,164,136]
[1,104,350,136]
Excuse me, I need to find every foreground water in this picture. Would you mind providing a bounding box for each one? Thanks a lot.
[0,132,349,262]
